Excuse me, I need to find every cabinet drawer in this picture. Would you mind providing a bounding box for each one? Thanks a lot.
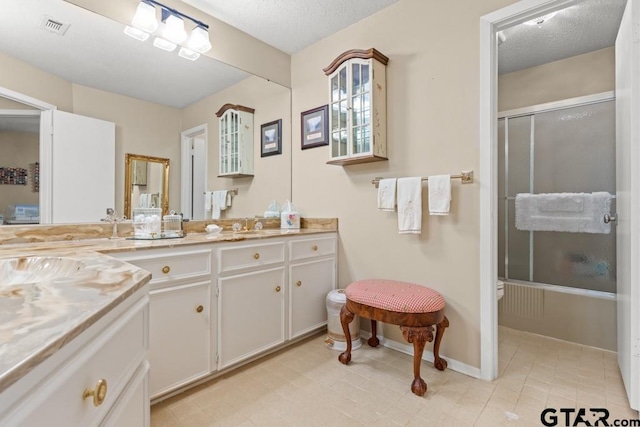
[218,242,285,273]
[11,299,147,427]
[123,249,212,285]
[289,236,336,261]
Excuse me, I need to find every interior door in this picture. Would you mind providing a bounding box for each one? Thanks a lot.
[615,0,640,411]
[50,110,115,223]
[192,135,206,220]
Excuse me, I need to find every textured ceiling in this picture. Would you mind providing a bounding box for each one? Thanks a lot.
[0,0,249,108]
[499,0,626,75]
[181,0,400,54]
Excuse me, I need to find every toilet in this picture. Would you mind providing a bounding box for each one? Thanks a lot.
[497,280,505,301]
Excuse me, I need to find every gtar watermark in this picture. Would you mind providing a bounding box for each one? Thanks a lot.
[541,408,640,426]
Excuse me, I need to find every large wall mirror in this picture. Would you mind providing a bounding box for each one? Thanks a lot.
[124,154,170,219]
[0,0,292,224]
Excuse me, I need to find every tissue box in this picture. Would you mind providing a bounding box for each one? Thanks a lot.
[281,212,300,229]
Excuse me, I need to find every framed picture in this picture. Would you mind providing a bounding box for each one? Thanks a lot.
[261,119,282,157]
[301,105,329,150]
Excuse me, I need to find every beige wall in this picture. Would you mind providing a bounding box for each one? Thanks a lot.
[291,0,516,369]
[71,84,182,216]
[0,52,73,112]
[0,131,39,217]
[498,47,615,111]
[182,76,291,218]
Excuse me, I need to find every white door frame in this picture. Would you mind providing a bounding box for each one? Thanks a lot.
[479,0,585,380]
[0,86,56,223]
[180,124,208,219]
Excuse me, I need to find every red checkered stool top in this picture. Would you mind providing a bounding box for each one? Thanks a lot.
[345,279,445,313]
[338,279,449,397]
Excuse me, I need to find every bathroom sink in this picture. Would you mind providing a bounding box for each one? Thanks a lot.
[0,256,83,286]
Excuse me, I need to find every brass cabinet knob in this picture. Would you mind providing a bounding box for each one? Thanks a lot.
[162,266,170,274]
[83,379,108,407]
[196,305,204,313]
[275,285,281,292]
[312,245,318,251]
[296,280,302,287]
[254,253,260,260]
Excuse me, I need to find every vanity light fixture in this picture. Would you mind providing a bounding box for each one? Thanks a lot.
[162,12,187,44]
[131,1,158,33]
[124,0,212,60]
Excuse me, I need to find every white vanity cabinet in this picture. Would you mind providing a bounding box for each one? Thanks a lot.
[324,48,388,165]
[0,288,149,427]
[111,247,214,399]
[216,103,255,177]
[217,241,286,369]
[289,236,337,339]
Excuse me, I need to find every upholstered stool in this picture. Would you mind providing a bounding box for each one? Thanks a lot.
[338,279,449,396]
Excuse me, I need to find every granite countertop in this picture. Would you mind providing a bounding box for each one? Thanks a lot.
[0,227,337,394]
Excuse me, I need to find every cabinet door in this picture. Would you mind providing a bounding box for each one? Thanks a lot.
[218,267,285,369]
[329,63,349,159]
[150,282,211,398]
[290,258,336,339]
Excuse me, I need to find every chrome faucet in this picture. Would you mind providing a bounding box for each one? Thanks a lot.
[101,208,125,239]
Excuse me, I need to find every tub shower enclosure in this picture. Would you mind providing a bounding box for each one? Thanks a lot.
[497,95,617,349]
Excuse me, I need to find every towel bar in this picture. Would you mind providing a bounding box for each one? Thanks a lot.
[371,171,473,188]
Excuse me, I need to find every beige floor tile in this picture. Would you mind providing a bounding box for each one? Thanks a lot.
[147,328,636,427]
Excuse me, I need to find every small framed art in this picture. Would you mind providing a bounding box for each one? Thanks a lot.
[301,105,329,150]
[261,119,282,157]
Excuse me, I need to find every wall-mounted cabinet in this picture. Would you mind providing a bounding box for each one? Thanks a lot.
[216,104,255,177]
[324,48,389,165]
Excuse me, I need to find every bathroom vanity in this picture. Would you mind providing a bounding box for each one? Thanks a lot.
[0,221,337,424]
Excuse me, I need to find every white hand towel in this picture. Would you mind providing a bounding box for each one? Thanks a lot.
[377,178,397,211]
[428,175,451,215]
[397,177,422,234]
[204,191,212,211]
[515,192,612,234]
[215,190,230,211]
[211,191,224,220]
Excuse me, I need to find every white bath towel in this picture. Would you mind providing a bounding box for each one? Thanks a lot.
[428,175,451,215]
[377,178,397,211]
[515,192,612,234]
[397,177,422,234]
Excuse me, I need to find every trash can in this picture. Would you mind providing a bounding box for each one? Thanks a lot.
[325,289,361,351]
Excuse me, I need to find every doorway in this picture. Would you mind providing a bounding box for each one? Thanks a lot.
[480,1,639,412]
[181,124,208,220]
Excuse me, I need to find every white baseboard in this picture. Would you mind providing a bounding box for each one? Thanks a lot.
[359,330,482,379]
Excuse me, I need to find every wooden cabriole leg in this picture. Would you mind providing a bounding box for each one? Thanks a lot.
[338,304,355,365]
[433,316,449,371]
[400,325,434,396]
[368,319,380,347]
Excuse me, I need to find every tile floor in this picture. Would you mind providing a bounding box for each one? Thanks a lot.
[151,327,639,426]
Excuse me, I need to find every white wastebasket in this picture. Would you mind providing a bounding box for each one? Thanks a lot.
[325,289,361,351]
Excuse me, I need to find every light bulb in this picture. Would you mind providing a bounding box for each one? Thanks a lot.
[153,37,177,52]
[162,14,187,44]
[132,1,158,33]
[187,26,212,54]
[178,47,200,61]
[124,26,150,41]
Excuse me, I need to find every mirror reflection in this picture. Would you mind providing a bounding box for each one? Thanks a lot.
[124,154,169,219]
[0,0,292,224]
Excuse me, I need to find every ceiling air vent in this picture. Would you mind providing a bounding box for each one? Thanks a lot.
[38,15,70,35]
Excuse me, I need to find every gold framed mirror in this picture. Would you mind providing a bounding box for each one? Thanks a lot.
[124,153,169,219]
